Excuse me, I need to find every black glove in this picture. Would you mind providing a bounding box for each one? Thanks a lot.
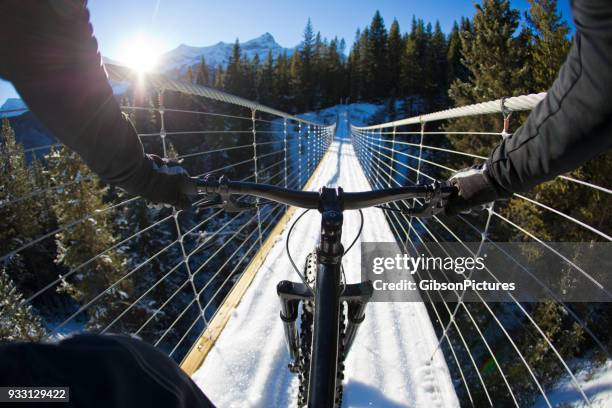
[146,154,194,210]
[445,163,510,216]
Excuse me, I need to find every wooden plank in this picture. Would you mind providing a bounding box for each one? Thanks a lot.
[180,151,331,375]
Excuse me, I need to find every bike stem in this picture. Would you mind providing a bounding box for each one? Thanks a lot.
[317,187,345,264]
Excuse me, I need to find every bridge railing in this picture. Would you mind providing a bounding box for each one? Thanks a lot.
[351,94,611,407]
[0,66,334,364]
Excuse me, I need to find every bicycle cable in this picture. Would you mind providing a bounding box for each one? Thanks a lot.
[343,209,364,255]
[339,209,363,297]
[287,208,364,297]
[286,209,315,293]
[376,205,410,214]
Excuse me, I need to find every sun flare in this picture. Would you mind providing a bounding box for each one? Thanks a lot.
[119,33,162,73]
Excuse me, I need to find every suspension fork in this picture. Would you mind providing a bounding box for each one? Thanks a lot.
[342,284,373,354]
[277,280,312,371]
[276,275,374,372]
[277,186,373,406]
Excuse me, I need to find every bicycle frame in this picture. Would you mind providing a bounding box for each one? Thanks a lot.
[277,187,373,407]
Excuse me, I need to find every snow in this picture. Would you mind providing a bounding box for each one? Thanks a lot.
[0,98,28,117]
[157,33,295,75]
[534,360,612,408]
[192,106,459,407]
[345,103,382,126]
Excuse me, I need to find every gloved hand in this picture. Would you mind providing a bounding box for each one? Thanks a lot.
[146,154,194,210]
[445,163,509,215]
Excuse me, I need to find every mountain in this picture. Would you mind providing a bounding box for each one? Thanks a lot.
[157,32,295,75]
[4,111,56,160]
[0,98,28,118]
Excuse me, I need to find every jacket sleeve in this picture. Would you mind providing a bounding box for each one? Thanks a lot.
[0,1,186,206]
[0,334,215,407]
[487,0,612,193]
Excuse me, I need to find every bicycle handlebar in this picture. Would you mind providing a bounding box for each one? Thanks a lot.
[189,175,456,215]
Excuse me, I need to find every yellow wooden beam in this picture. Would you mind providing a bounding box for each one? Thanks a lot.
[180,150,331,376]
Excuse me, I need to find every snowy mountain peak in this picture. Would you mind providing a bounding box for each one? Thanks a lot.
[0,98,28,118]
[252,32,275,44]
[157,33,294,76]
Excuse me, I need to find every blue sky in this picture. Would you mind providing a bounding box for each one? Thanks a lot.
[1,0,572,105]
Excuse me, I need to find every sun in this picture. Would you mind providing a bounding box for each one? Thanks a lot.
[119,33,163,74]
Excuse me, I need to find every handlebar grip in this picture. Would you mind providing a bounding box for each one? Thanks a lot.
[439,180,459,197]
[188,174,224,195]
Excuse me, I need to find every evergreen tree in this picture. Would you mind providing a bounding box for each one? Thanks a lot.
[363,11,389,99]
[357,28,369,97]
[46,147,136,331]
[313,32,324,103]
[257,50,275,105]
[446,21,469,85]
[30,157,55,231]
[0,119,55,293]
[451,0,529,104]
[322,37,345,106]
[195,56,210,87]
[290,50,304,111]
[0,119,44,242]
[299,19,316,110]
[274,52,292,111]
[243,53,258,100]
[315,32,330,106]
[525,0,571,91]
[347,29,364,101]
[425,20,448,109]
[224,39,243,96]
[400,18,427,113]
[0,268,46,341]
[213,65,225,89]
[447,0,530,157]
[302,19,315,61]
[387,19,404,97]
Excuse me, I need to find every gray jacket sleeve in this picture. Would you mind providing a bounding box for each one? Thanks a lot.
[487,0,612,193]
[0,1,189,207]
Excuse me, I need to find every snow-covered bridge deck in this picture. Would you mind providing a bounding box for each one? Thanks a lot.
[191,108,459,407]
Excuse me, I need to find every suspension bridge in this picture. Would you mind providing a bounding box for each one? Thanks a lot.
[1,65,610,407]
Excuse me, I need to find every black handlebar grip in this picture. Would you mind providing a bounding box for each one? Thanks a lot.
[193,174,224,195]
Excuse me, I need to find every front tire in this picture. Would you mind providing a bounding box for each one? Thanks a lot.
[297,252,346,407]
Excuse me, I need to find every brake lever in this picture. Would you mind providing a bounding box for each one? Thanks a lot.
[195,195,223,210]
[404,201,446,217]
[222,197,256,212]
[406,180,453,217]
[195,193,256,213]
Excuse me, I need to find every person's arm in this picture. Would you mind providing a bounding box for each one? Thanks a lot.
[0,0,190,208]
[487,0,612,192]
[0,334,215,407]
[446,0,612,215]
